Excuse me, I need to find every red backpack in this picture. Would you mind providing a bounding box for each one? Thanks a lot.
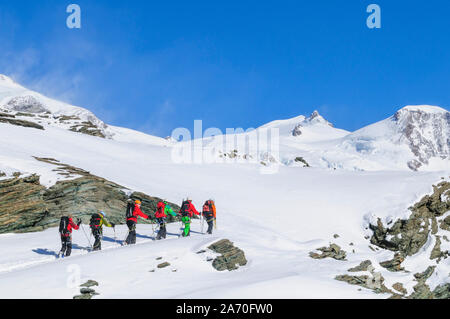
[203,200,212,212]
[155,202,166,218]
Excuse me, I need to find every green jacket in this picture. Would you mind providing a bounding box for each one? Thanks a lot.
[165,204,177,217]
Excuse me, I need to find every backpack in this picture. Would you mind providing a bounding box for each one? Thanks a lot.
[59,216,70,235]
[90,213,102,229]
[126,202,135,219]
[203,200,212,213]
[155,202,166,218]
[180,200,190,217]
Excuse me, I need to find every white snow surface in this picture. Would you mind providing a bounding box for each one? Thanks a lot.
[0,76,449,298]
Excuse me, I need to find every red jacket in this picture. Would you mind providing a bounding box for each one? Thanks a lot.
[62,218,79,237]
[127,205,149,222]
[155,202,166,218]
[179,201,200,218]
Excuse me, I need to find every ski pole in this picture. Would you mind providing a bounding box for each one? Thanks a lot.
[201,213,204,234]
[113,227,118,246]
[81,224,92,250]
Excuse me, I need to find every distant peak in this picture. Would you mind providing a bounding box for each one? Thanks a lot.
[0,74,15,84]
[397,105,449,114]
[304,110,333,127]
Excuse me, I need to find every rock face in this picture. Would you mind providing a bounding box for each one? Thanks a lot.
[157,262,171,269]
[347,260,372,272]
[0,174,48,233]
[0,159,180,233]
[208,239,247,271]
[369,181,449,257]
[6,95,48,113]
[292,124,302,136]
[309,244,347,261]
[73,280,99,299]
[70,121,106,138]
[0,113,44,130]
[392,106,450,169]
[379,253,405,272]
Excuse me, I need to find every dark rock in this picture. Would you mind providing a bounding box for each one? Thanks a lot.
[369,181,450,256]
[0,159,180,233]
[157,262,170,268]
[69,121,105,138]
[348,260,372,272]
[294,156,310,167]
[0,112,15,118]
[430,236,448,262]
[292,124,302,136]
[80,288,96,294]
[309,244,347,261]
[335,273,391,294]
[379,253,405,272]
[0,116,44,130]
[413,266,435,281]
[80,280,99,288]
[15,112,35,117]
[432,283,450,299]
[73,294,94,299]
[392,282,407,295]
[208,239,247,271]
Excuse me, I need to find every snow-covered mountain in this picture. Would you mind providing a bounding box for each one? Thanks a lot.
[0,75,448,299]
[194,105,449,172]
[338,105,450,171]
[0,75,170,146]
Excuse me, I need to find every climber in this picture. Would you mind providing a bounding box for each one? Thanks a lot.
[90,211,115,251]
[154,200,177,240]
[178,197,200,237]
[202,199,216,234]
[58,214,81,257]
[125,199,151,245]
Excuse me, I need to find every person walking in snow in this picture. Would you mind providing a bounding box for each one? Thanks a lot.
[125,200,151,245]
[58,214,81,257]
[90,211,115,251]
[202,199,216,234]
[178,197,200,237]
[154,200,177,240]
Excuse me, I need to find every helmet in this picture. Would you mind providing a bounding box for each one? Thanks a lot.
[186,196,192,201]
[100,211,106,217]
[135,200,142,205]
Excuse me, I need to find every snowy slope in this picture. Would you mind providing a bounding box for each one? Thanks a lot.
[0,77,449,298]
[0,119,448,298]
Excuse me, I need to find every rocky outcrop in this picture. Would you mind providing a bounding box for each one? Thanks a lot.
[379,253,405,272]
[0,114,44,130]
[294,157,310,167]
[392,106,450,168]
[0,159,180,233]
[335,264,393,295]
[157,262,170,269]
[0,174,48,233]
[6,95,48,113]
[73,280,99,299]
[369,181,449,257]
[70,121,106,138]
[292,124,302,136]
[208,239,247,271]
[347,260,372,272]
[309,244,347,261]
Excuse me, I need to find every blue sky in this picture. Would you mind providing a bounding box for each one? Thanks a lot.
[0,0,449,136]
